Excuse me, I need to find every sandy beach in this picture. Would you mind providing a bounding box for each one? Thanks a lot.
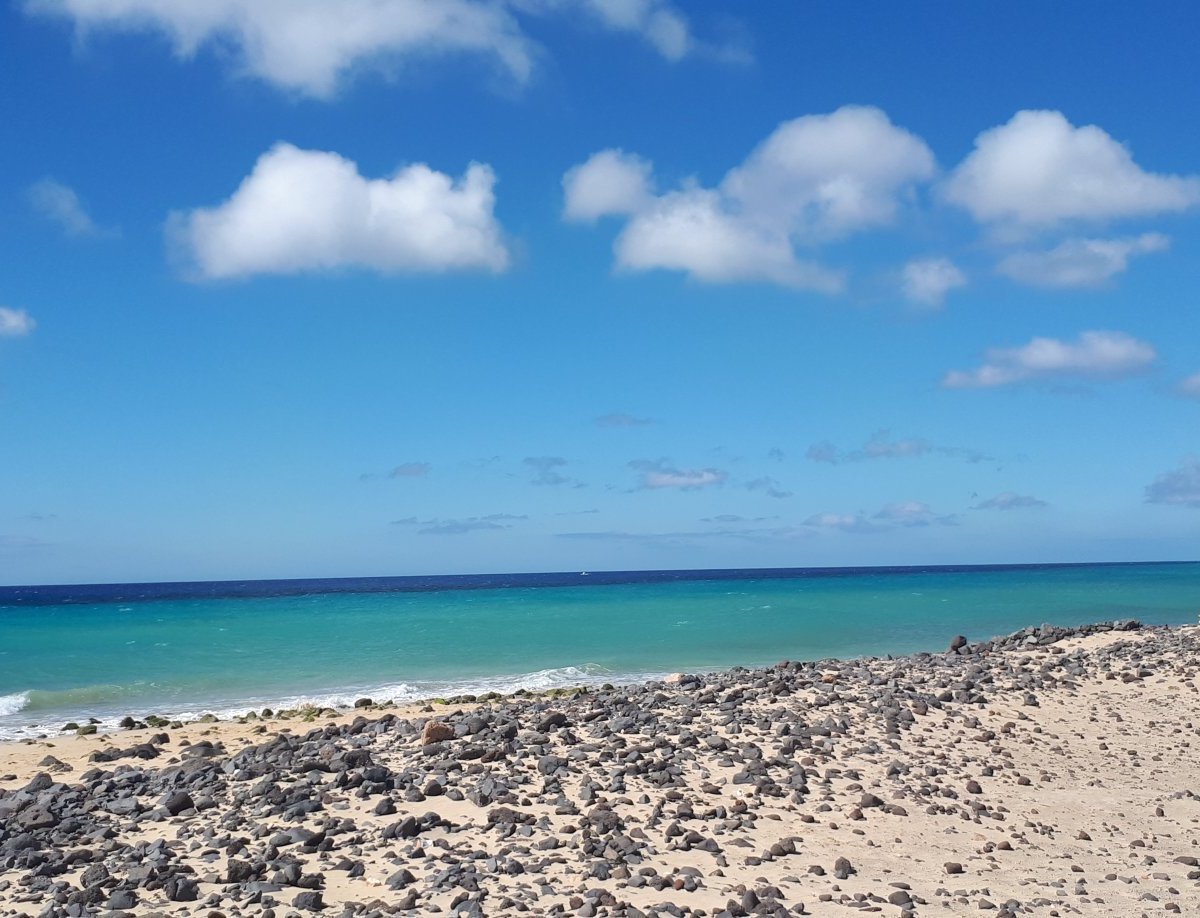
[2,620,1198,918]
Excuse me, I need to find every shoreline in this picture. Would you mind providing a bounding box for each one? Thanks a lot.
[0,619,1153,745]
[2,619,1199,917]
[0,664,671,745]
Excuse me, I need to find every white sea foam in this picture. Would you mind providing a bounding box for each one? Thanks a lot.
[0,691,30,717]
[236,664,636,715]
[0,664,669,742]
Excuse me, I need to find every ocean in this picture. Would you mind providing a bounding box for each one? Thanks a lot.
[1,562,1197,740]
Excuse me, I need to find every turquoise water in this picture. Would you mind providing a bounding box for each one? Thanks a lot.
[1,562,1197,738]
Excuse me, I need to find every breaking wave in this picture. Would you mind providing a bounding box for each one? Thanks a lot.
[0,691,30,717]
[7,684,147,712]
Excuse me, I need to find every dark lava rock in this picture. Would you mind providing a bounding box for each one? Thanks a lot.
[106,890,138,910]
[293,890,325,911]
[16,805,57,830]
[227,859,258,884]
[538,711,570,731]
[387,868,416,889]
[162,791,194,815]
[164,875,200,902]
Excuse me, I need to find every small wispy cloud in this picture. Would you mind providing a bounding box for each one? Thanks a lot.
[700,513,779,524]
[1145,457,1200,508]
[805,441,839,464]
[872,500,954,527]
[556,525,810,543]
[392,513,528,535]
[629,458,726,490]
[596,412,656,428]
[807,430,990,465]
[418,520,505,535]
[997,234,1168,288]
[745,476,792,498]
[0,534,50,551]
[901,256,966,308]
[803,512,883,535]
[524,456,585,487]
[1177,373,1200,399]
[361,461,431,482]
[28,178,114,238]
[807,501,957,534]
[390,462,431,478]
[861,430,931,460]
[973,492,1047,510]
[942,330,1156,390]
[0,307,36,338]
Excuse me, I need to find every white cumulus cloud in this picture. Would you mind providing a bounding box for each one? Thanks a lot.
[29,0,706,98]
[172,143,509,280]
[565,105,935,291]
[997,233,1168,288]
[29,0,535,97]
[614,186,843,289]
[942,330,1156,389]
[0,307,36,338]
[722,106,936,239]
[1178,373,1200,399]
[901,257,966,307]
[562,149,654,222]
[944,110,1200,230]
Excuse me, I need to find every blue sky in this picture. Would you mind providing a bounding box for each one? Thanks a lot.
[1,1,1198,585]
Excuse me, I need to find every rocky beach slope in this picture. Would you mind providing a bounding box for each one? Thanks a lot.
[2,620,1199,918]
